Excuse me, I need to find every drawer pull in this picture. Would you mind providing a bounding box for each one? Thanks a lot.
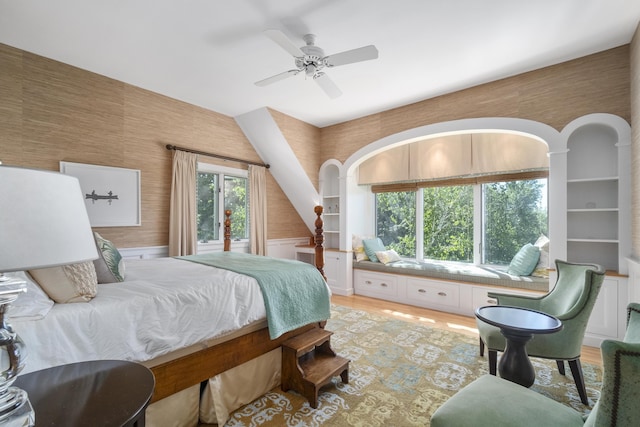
[438,292,447,297]
[418,289,426,293]
[487,299,497,304]
[365,280,372,285]
[380,283,388,287]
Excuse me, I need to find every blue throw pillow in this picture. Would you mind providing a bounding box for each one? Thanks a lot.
[507,243,540,276]
[362,238,386,263]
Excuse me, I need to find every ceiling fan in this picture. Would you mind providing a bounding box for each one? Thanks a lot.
[255,29,379,99]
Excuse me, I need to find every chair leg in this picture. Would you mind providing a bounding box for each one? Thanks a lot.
[568,359,589,406]
[556,360,565,376]
[479,337,485,357]
[488,350,497,375]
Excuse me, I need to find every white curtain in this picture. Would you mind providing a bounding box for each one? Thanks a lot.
[169,150,198,256]
[249,165,267,255]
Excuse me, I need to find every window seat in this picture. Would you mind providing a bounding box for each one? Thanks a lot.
[352,259,549,292]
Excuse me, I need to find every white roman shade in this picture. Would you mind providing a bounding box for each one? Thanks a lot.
[357,132,549,186]
[471,133,549,175]
[409,134,472,181]
[358,144,409,184]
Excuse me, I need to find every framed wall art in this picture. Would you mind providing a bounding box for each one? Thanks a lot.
[60,161,141,227]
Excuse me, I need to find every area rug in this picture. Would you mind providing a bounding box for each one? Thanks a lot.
[224,305,602,426]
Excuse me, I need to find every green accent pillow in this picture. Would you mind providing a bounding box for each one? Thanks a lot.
[362,238,386,263]
[507,243,540,276]
[93,232,125,283]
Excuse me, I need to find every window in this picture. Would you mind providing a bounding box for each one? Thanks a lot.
[423,185,474,262]
[375,178,547,266]
[482,179,547,265]
[197,163,249,244]
[376,191,416,257]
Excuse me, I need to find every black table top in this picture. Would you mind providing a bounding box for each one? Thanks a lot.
[475,305,563,335]
[14,359,155,426]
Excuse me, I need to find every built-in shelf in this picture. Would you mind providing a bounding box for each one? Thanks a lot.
[567,176,618,183]
[564,119,628,273]
[567,208,618,213]
[567,238,619,243]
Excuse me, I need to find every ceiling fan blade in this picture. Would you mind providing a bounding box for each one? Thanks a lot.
[314,73,342,99]
[325,45,378,67]
[264,29,304,57]
[255,69,300,87]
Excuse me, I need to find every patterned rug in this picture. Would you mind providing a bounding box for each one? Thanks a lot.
[224,305,602,426]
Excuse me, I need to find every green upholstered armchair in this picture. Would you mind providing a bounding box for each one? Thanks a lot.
[476,260,605,405]
[431,303,640,427]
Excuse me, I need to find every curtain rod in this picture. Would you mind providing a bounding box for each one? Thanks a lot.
[166,144,270,169]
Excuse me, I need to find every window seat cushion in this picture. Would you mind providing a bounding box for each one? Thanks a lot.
[353,259,549,292]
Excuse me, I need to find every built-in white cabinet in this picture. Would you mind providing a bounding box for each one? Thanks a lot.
[318,160,354,296]
[354,268,625,346]
[319,163,341,250]
[561,115,631,274]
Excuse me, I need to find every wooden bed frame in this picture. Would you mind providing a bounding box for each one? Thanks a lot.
[149,206,327,403]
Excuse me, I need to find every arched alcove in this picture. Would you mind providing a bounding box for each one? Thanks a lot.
[339,117,562,252]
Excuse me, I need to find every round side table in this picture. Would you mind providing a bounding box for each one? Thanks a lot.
[14,360,155,426]
[475,305,562,387]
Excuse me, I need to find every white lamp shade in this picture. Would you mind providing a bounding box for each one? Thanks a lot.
[0,166,98,272]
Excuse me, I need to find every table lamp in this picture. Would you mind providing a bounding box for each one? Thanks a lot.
[0,165,98,426]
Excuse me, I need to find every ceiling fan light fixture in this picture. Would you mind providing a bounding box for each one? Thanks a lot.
[256,29,378,99]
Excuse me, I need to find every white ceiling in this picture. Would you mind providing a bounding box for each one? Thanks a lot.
[1,0,639,128]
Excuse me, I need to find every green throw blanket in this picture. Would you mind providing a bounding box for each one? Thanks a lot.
[178,252,331,339]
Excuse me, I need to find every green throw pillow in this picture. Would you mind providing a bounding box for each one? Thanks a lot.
[93,232,125,283]
[507,243,540,276]
[362,238,386,263]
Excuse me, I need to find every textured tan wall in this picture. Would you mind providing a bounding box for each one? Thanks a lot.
[631,26,640,259]
[269,108,322,192]
[320,46,631,164]
[0,43,310,248]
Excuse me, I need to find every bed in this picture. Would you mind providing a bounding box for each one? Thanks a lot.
[11,208,330,426]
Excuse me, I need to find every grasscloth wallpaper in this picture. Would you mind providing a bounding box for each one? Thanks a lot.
[319,46,631,165]
[0,43,312,248]
[1,40,638,255]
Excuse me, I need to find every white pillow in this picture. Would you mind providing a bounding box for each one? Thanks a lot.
[375,249,401,265]
[6,271,54,320]
[352,234,373,262]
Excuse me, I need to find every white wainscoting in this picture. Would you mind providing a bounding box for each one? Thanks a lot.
[267,238,311,259]
[119,238,312,261]
[119,246,169,260]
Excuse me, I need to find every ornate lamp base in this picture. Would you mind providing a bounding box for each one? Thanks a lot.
[0,276,35,427]
[0,388,34,427]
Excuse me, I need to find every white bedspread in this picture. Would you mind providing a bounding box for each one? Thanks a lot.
[13,257,267,374]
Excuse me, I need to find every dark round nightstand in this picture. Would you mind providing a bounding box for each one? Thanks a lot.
[14,360,155,426]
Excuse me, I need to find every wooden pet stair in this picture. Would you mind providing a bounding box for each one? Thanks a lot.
[281,328,350,408]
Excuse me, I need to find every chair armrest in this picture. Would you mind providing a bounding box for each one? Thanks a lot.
[624,303,640,342]
[485,291,544,310]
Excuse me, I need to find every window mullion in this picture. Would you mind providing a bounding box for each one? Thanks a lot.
[473,184,483,265]
[416,188,424,261]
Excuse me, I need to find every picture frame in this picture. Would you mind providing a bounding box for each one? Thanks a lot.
[60,161,141,227]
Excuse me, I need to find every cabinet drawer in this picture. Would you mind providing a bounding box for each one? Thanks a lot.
[406,279,459,308]
[472,287,499,309]
[354,272,398,298]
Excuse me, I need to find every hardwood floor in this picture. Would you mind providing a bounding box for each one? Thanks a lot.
[331,293,602,367]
